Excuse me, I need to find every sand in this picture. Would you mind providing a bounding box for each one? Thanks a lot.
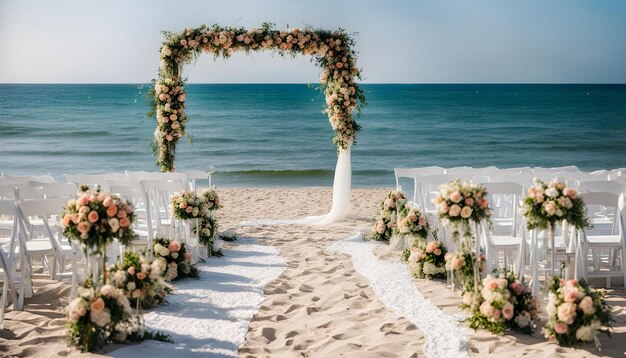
[1,188,625,357]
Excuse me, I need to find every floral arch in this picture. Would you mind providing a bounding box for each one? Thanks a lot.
[150,23,366,223]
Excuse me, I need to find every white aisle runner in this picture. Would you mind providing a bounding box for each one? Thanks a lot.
[109,237,285,358]
[331,233,468,358]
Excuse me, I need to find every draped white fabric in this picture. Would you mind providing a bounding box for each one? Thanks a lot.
[240,146,352,226]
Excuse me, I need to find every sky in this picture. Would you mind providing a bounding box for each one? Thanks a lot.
[0,0,625,83]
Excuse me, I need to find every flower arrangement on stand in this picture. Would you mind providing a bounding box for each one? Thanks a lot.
[109,252,173,310]
[544,277,612,347]
[397,205,430,241]
[171,189,222,256]
[407,241,448,280]
[366,190,407,241]
[462,272,538,335]
[445,250,485,293]
[153,237,199,281]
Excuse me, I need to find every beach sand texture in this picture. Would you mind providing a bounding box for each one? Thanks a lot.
[1,188,624,357]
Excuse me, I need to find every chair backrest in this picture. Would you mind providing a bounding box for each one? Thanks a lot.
[125,171,188,183]
[64,173,126,190]
[17,198,66,218]
[0,174,55,185]
[608,168,626,181]
[29,182,79,199]
[483,182,525,196]
[393,167,445,200]
[0,184,43,200]
[582,192,620,208]
[579,181,626,196]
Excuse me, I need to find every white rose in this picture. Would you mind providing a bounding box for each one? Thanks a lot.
[90,308,111,327]
[109,218,120,233]
[126,282,136,291]
[171,252,179,259]
[460,206,473,219]
[545,187,559,198]
[448,204,462,217]
[543,201,558,216]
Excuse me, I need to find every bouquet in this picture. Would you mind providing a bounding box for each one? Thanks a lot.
[544,277,612,346]
[397,205,430,241]
[366,190,407,241]
[522,180,591,230]
[434,179,491,242]
[171,189,221,220]
[445,249,485,293]
[62,188,137,254]
[463,272,537,335]
[153,237,199,281]
[109,252,173,309]
[407,241,447,279]
[192,211,219,248]
[66,284,137,352]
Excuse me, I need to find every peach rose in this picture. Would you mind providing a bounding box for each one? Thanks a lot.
[502,302,514,320]
[87,211,99,223]
[96,192,106,203]
[90,297,105,313]
[103,197,114,207]
[486,279,498,290]
[63,213,72,226]
[426,242,437,253]
[185,206,193,214]
[119,217,130,228]
[460,206,473,219]
[72,214,80,224]
[554,322,569,335]
[450,191,462,203]
[106,205,118,217]
[179,202,187,209]
[448,204,462,217]
[168,241,181,253]
[480,199,489,209]
[464,198,474,206]
[434,248,442,256]
[136,272,146,280]
[579,296,596,316]
[127,266,136,275]
[184,251,193,262]
[132,289,142,299]
[77,195,90,206]
[166,135,174,142]
[77,221,90,234]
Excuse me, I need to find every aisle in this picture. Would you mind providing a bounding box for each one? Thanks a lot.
[108,237,285,357]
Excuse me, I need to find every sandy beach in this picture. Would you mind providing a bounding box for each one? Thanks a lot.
[1,188,625,357]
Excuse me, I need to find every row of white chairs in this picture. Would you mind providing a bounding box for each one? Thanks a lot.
[394,166,626,292]
[0,171,213,328]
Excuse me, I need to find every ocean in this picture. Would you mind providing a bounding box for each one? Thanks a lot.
[1,84,625,187]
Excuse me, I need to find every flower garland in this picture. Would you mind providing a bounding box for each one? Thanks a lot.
[407,241,447,280]
[62,188,137,254]
[150,23,366,172]
[109,252,173,309]
[171,189,221,253]
[153,237,199,281]
[544,277,612,346]
[366,190,407,241]
[462,272,538,335]
[522,180,591,230]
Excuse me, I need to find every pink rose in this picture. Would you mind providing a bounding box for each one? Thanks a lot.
[502,302,514,320]
[480,301,494,317]
[439,203,449,213]
[554,322,569,335]
[480,199,489,209]
[185,206,193,214]
[77,221,90,234]
[106,205,118,217]
[563,187,577,199]
[72,214,80,224]
[137,272,145,280]
[103,197,114,207]
[564,290,578,303]
[77,195,90,206]
[407,213,418,222]
[168,241,181,253]
[87,211,99,223]
[448,204,462,217]
[184,252,193,262]
[426,242,437,253]
[450,191,462,203]
[178,94,186,102]
[119,217,130,228]
[96,192,106,202]
[492,309,502,321]
[465,198,474,206]
[418,216,426,226]
[179,202,187,209]
[127,266,136,275]
[434,248,442,256]
[90,297,105,312]
[169,114,177,121]
[486,279,498,290]
[166,135,174,142]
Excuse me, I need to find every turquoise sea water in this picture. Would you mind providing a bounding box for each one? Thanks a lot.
[0,84,625,187]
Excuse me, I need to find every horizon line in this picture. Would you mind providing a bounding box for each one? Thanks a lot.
[1,82,625,85]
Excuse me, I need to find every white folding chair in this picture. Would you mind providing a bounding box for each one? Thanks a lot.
[17,198,82,297]
[184,170,210,191]
[64,173,126,191]
[29,182,79,199]
[141,179,186,240]
[576,193,626,288]
[0,174,55,185]
[0,200,26,312]
[393,166,445,202]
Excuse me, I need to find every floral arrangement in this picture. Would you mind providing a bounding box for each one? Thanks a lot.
[522,180,591,230]
[407,241,447,279]
[463,272,538,335]
[153,237,199,281]
[171,189,221,252]
[366,190,407,241]
[151,23,366,172]
[397,205,430,241]
[434,179,491,243]
[109,252,173,309]
[544,277,612,346]
[62,189,137,254]
[66,284,136,352]
[445,249,485,292]
[171,189,221,219]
